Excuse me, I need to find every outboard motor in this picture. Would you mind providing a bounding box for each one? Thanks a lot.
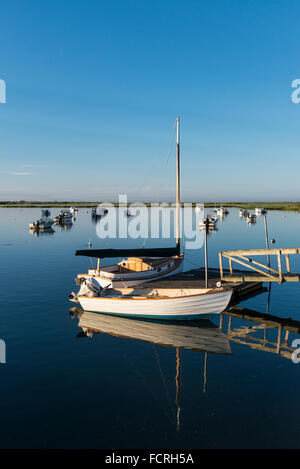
[75,277,102,298]
[85,277,102,296]
[69,291,79,303]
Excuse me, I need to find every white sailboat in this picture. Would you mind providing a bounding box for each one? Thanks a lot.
[71,117,233,319]
[73,117,184,290]
[75,284,233,320]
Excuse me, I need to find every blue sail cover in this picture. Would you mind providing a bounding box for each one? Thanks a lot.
[75,245,180,258]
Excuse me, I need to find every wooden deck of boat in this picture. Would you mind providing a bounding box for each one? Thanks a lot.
[142,267,266,303]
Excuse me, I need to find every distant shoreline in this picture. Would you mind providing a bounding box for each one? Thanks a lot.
[0,201,300,211]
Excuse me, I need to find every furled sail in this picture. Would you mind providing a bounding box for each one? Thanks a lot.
[75,245,180,258]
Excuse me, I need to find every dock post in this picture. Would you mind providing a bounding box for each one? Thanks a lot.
[219,252,224,281]
[276,324,282,353]
[277,250,282,283]
[219,313,223,330]
[203,352,207,393]
[285,254,290,273]
[204,217,208,288]
[264,214,270,267]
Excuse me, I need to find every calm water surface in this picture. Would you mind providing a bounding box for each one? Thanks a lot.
[0,207,300,448]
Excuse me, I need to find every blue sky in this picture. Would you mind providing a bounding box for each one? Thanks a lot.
[1,0,300,201]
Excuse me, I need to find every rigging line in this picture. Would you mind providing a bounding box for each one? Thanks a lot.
[175,347,182,432]
[124,352,174,425]
[156,122,176,201]
[135,119,177,195]
[152,345,176,425]
[141,236,148,249]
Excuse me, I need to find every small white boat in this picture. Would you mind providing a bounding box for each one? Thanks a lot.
[41,207,51,217]
[255,207,267,215]
[217,207,229,216]
[125,209,133,217]
[195,205,202,213]
[69,206,78,214]
[198,214,218,228]
[91,207,108,218]
[239,209,249,217]
[246,213,256,224]
[29,209,54,231]
[29,218,54,231]
[75,280,233,320]
[54,210,73,224]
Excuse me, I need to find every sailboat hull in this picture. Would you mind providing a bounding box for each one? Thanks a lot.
[78,288,232,320]
[84,256,184,289]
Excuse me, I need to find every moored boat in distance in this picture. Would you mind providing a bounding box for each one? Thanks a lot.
[29,218,54,231]
[216,206,229,216]
[54,209,73,224]
[91,207,108,218]
[41,207,51,217]
[29,209,54,231]
[239,209,249,217]
[255,207,267,215]
[198,214,218,229]
[246,213,257,224]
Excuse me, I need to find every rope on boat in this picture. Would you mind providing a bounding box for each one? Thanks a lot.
[152,346,176,426]
[135,119,177,198]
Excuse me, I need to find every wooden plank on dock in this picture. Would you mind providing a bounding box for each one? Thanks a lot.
[142,267,266,302]
[223,273,300,283]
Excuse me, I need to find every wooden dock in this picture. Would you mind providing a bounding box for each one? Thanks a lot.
[143,267,266,304]
[219,248,300,283]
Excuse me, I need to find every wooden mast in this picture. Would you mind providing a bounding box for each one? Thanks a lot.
[176,116,180,252]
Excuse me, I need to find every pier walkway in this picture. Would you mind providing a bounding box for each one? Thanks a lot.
[219,248,300,283]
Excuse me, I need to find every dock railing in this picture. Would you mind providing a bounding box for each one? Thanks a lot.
[219,248,300,283]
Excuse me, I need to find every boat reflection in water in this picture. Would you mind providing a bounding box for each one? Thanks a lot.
[56,222,73,231]
[198,225,218,236]
[70,307,232,430]
[72,307,232,354]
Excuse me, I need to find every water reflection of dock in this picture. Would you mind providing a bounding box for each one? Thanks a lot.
[220,306,300,360]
